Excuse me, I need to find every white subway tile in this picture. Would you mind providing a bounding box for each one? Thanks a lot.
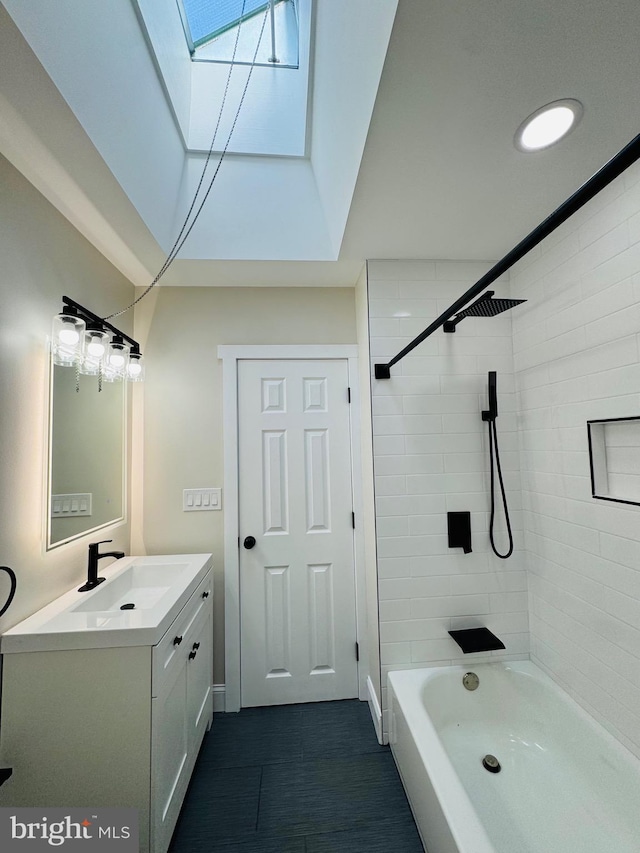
[380,618,449,643]
[376,494,446,516]
[450,571,527,596]
[435,261,496,280]
[411,552,490,576]
[375,475,407,496]
[378,599,411,622]
[368,280,399,299]
[373,261,436,280]
[411,576,452,598]
[378,579,414,600]
[406,472,486,494]
[403,394,480,415]
[401,355,478,375]
[380,642,411,665]
[372,395,404,416]
[375,454,444,476]
[408,515,446,536]
[580,240,640,297]
[373,414,443,435]
[373,375,441,395]
[373,435,406,455]
[405,433,483,454]
[410,594,490,619]
[377,557,411,579]
[411,638,459,661]
[376,516,410,539]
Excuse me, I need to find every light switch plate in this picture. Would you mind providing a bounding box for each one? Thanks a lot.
[51,493,92,517]
[183,487,222,511]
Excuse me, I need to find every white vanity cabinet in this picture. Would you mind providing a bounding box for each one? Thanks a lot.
[0,565,213,853]
[151,573,213,853]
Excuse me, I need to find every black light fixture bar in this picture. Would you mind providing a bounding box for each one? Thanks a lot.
[62,296,141,352]
[374,131,640,380]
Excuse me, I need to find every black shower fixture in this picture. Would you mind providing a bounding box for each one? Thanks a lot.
[443,291,527,332]
[484,372,514,559]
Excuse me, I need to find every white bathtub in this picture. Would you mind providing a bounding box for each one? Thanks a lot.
[388,661,640,853]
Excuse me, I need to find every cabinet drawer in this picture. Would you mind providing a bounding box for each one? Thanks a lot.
[152,571,212,696]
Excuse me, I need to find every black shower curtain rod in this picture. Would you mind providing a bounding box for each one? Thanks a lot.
[374,132,640,379]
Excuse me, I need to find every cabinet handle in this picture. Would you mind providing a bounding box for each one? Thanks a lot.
[188,650,197,661]
[192,642,200,651]
[173,635,183,646]
[202,591,210,599]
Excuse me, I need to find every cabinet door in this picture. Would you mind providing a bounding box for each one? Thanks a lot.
[186,612,213,753]
[151,662,188,853]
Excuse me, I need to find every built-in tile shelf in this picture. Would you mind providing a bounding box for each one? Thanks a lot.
[588,417,640,506]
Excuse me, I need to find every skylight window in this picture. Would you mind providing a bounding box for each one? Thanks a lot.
[178,0,299,67]
[181,0,268,48]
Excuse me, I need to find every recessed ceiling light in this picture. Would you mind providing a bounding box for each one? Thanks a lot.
[515,99,583,152]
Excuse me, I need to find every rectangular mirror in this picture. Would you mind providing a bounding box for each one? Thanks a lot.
[47,360,126,549]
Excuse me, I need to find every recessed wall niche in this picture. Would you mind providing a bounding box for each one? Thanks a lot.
[587,417,640,506]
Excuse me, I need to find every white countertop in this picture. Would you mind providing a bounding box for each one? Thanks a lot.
[1,553,213,654]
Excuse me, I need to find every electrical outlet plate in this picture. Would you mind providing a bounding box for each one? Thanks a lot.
[183,488,222,511]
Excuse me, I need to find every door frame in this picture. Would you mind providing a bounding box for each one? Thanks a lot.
[218,345,368,712]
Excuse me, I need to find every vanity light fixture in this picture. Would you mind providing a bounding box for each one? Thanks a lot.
[51,297,144,388]
[515,99,583,152]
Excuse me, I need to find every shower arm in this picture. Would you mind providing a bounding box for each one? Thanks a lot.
[374,132,640,379]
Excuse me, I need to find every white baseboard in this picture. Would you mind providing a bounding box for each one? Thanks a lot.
[212,683,226,712]
[367,676,383,744]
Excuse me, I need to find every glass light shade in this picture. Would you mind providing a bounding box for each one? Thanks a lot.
[126,352,145,382]
[107,338,129,378]
[52,313,85,366]
[80,328,110,375]
[101,364,120,382]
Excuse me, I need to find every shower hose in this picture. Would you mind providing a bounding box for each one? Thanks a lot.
[487,420,514,559]
[0,566,17,618]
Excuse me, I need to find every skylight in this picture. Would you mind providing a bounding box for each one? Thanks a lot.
[180,0,269,48]
[179,0,298,68]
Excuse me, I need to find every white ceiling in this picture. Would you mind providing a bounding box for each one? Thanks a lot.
[2,0,640,288]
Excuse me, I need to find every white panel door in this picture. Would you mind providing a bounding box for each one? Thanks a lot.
[238,359,358,707]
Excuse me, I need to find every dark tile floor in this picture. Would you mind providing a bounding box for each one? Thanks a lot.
[169,700,423,853]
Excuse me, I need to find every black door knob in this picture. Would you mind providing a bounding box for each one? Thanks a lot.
[243,536,256,549]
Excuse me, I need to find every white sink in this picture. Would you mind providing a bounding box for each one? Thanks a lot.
[1,554,212,653]
[71,563,191,613]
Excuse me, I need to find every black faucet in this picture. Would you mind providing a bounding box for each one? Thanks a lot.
[78,540,126,592]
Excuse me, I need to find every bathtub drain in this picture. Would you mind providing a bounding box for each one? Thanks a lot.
[462,672,479,690]
[482,754,501,773]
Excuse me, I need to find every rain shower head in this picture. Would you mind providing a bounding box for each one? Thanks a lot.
[443,291,526,331]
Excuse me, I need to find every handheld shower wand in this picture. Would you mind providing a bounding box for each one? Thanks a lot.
[483,372,513,559]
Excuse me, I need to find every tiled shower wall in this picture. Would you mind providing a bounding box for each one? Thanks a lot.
[510,159,640,759]
[367,260,529,730]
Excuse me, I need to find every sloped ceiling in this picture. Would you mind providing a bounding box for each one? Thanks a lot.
[2,0,640,287]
